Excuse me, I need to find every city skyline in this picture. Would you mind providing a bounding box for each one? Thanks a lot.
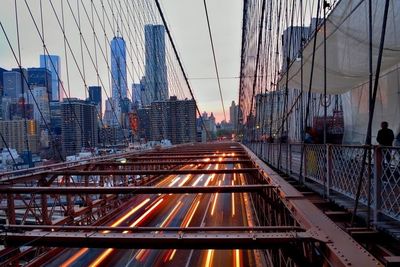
[0,0,242,123]
[144,24,168,103]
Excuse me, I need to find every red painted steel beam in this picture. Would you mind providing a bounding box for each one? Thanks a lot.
[45,168,258,175]
[128,155,249,160]
[0,185,272,194]
[0,168,258,184]
[94,159,252,165]
[1,232,318,249]
[3,225,303,232]
[242,145,383,266]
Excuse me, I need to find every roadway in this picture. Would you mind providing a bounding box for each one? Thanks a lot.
[44,155,262,267]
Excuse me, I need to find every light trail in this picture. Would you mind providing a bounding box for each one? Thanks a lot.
[205,249,214,267]
[234,249,241,267]
[169,249,177,261]
[204,174,215,187]
[135,249,146,261]
[159,201,182,228]
[192,164,212,186]
[192,174,205,187]
[60,248,88,267]
[168,176,181,187]
[108,198,151,229]
[60,198,151,267]
[204,164,219,186]
[210,181,222,216]
[163,248,177,262]
[178,174,191,187]
[90,199,164,267]
[183,200,200,228]
[127,198,164,229]
[232,180,236,217]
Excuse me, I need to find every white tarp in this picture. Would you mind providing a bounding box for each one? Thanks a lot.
[343,64,400,144]
[282,0,400,95]
[280,0,400,144]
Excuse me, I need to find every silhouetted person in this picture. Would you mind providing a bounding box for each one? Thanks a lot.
[304,126,314,144]
[377,121,394,146]
[377,121,394,166]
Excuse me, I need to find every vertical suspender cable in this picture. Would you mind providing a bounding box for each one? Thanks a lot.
[14,0,32,165]
[323,1,327,146]
[352,0,391,226]
[202,0,227,122]
[154,0,211,142]
[366,0,373,228]
[299,0,321,184]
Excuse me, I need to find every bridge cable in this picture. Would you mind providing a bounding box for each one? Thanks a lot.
[154,0,211,142]
[202,0,227,122]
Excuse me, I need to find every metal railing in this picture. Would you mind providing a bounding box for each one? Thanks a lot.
[246,141,400,224]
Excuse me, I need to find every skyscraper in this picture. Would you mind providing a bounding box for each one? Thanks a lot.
[132,83,142,108]
[40,55,61,101]
[61,98,98,156]
[28,86,50,127]
[88,86,102,117]
[0,67,8,98]
[230,100,239,130]
[3,68,28,100]
[27,67,52,101]
[145,24,168,102]
[0,120,39,153]
[111,37,127,100]
[110,36,127,125]
[150,96,196,144]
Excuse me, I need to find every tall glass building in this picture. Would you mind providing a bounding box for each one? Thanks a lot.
[144,24,168,102]
[111,37,127,101]
[27,67,52,101]
[88,86,102,117]
[40,55,61,101]
[110,37,127,126]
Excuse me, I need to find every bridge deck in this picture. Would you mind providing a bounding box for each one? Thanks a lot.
[0,142,390,266]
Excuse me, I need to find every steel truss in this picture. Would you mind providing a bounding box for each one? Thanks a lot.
[0,142,383,266]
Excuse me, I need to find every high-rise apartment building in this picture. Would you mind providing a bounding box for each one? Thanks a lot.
[61,98,98,156]
[137,107,151,141]
[145,24,168,102]
[0,120,39,153]
[132,83,142,108]
[50,101,62,135]
[40,55,61,101]
[27,67,52,101]
[8,97,34,120]
[150,96,196,144]
[28,86,50,127]
[230,100,239,130]
[3,68,28,100]
[0,67,8,98]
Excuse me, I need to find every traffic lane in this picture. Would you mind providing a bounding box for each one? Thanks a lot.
[46,162,234,266]
[187,172,258,267]
[94,165,220,266]
[46,164,210,266]
[46,194,156,267]
[110,171,222,266]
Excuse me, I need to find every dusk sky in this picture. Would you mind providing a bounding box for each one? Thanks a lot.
[0,0,242,123]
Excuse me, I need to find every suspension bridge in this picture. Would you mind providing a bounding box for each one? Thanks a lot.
[0,0,400,266]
